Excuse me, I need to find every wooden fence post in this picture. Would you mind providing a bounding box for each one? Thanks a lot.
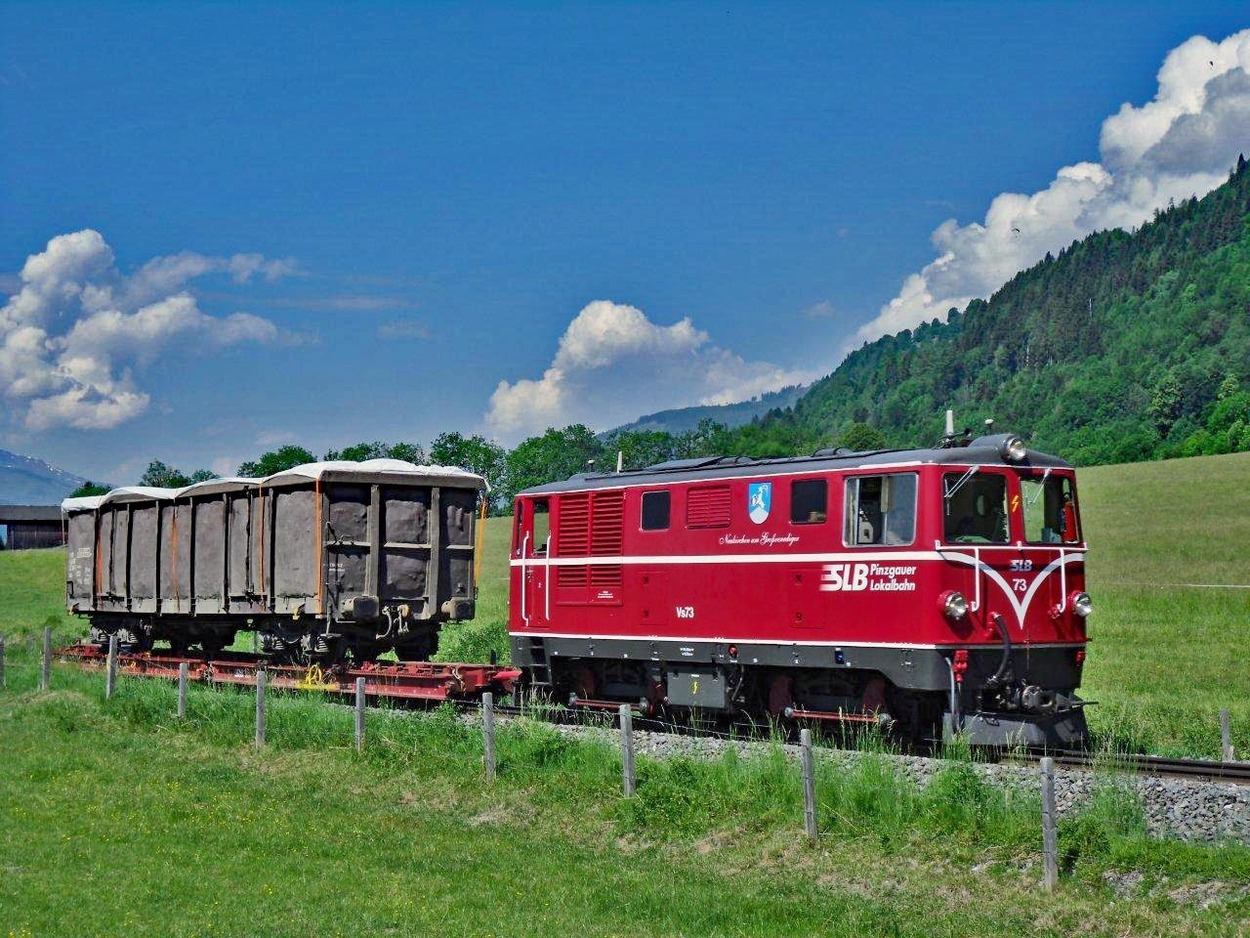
[483,692,496,782]
[615,710,635,795]
[619,704,636,797]
[105,634,119,700]
[355,677,367,754]
[255,670,266,747]
[1221,709,1234,762]
[1041,756,1059,891]
[801,728,818,842]
[39,627,52,691]
[177,662,189,718]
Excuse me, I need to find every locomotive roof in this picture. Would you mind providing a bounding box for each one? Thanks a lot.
[519,434,1073,496]
[62,459,486,512]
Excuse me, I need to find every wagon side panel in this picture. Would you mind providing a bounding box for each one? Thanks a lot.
[380,485,431,614]
[438,486,477,617]
[128,502,160,614]
[324,484,369,618]
[273,488,317,613]
[65,511,97,612]
[159,503,192,614]
[193,496,227,613]
[97,505,130,612]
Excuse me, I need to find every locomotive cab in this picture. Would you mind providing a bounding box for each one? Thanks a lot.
[933,460,1090,744]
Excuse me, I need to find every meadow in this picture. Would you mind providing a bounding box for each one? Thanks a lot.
[1076,450,1250,756]
[1,451,1249,935]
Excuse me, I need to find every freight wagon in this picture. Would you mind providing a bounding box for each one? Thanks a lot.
[63,459,486,662]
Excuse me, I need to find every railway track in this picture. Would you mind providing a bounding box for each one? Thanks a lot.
[1012,748,1250,785]
[56,644,1249,785]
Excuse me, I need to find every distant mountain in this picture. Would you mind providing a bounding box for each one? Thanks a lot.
[0,450,90,505]
[607,384,809,437]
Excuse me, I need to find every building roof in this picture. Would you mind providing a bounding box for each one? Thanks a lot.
[0,505,63,523]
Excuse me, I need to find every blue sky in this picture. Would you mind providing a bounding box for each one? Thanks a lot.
[2,2,1249,484]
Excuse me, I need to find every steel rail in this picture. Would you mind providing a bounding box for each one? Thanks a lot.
[1010,748,1250,785]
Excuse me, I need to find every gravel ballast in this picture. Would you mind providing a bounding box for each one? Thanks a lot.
[544,720,1250,846]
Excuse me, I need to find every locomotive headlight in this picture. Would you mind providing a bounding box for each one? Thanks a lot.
[1071,591,1093,617]
[999,435,1028,463]
[940,590,969,620]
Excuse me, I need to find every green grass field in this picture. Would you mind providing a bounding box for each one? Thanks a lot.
[1077,451,1250,756]
[2,452,1249,935]
[3,661,1248,936]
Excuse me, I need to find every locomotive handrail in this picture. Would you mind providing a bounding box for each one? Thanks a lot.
[544,535,552,620]
[972,546,981,612]
[934,541,1088,553]
[934,540,981,612]
[1057,547,1067,613]
[520,533,530,625]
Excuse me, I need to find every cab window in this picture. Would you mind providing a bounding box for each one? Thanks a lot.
[790,479,827,524]
[532,499,550,554]
[943,472,1008,543]
[844,473,916,546]
[1022,474,1079,543]
[641,490,670,531]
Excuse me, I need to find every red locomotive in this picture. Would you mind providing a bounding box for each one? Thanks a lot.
[508,424,1092,746]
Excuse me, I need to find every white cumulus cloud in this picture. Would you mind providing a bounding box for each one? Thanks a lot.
[485,300,813,442]
[851,29,1250,350]
[0,230,294,430]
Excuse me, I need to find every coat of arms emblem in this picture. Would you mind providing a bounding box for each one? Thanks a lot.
[748,482,772,524]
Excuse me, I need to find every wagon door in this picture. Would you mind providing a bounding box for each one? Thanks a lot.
[517,498,551,628]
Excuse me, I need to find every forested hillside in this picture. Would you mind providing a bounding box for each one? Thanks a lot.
[747,156,1250,465]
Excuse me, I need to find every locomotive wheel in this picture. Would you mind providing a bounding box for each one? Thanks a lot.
[885,687,944,749]
[767,675,794,716]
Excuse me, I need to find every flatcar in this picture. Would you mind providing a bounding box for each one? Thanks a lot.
[63,459,486,663]
[508,425,1092,746]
